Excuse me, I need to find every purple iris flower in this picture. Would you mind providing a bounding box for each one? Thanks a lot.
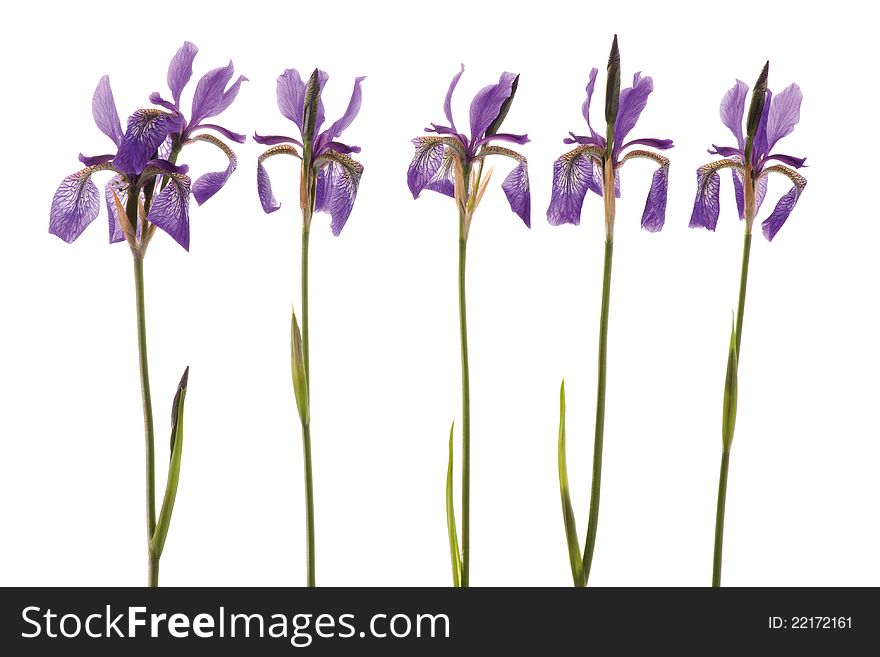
[407,66,531,230]
[546,54,673,233]
[255,68,365,236]
[689,62,807,241]
[49,43,246,252]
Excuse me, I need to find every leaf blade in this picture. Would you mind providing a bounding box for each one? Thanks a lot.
[446,422,462,588]
[558,380,585,586]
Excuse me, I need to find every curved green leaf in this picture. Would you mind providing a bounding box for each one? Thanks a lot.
[446,422,462,588]
[558,380,584,586]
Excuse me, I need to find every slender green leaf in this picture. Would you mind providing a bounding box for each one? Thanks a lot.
[291,307,310,426]
[151,366,189,559]
[446,422,462,587]
[557,380,584,586]
[722,319,738,452]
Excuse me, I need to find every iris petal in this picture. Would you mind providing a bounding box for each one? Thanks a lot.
[256,145,301,214]
[444,64,465,131]
[187,134,237,205]
[113,110,180,176]
[547,147,595,226]
[689,166,722,231]
[146,171,192,250]
[765,83,802,152]
[49,164,110,243]
[501,159,530,227]
[314,151,364,236]
[92,76,124,147]
[719,80,748,150]
[613,72,653,149]
[468,72,518,142]
[407,137,446,198]
[167,41,198,107]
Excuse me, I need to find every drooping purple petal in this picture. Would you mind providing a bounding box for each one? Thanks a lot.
[407,137,445,198]
[105,175,131,243]
[761,181,806,241]
[49,166,107,243]
[547,148,594,226]
[253,132,303,147]
[689,166,722,231]
[640,163,668,232]
[444,64,465,131]
[765,83,802,151]
[146,172,192,250]
[613,72,653,149]
[720,80,748,150]
[195,123,246,143]
[501,160,530,227]
[314,152,364,236]
[113,110,181,175]
[256,145,300,213]
[190,62,247,128]
[469,72,517,141]
[276,68,328,139]
[167,42,198,107]
[189,136,237,205]
[92,75,124,147]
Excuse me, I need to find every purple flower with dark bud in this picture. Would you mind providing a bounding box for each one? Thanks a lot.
[407,65,531,234]
[547,37,672,236]
[49,43,246,252]
[689,62,807,241]
[254,68,365,236]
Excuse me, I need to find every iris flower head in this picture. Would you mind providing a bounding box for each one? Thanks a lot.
[49,42,247,252]
[689,62,807,241]
[546,36,673,233]
[255,68,366,237]
[407,66,531,234]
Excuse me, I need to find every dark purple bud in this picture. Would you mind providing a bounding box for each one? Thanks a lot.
[484,74,519,137]
[605,35,621,129]
[302,68,322,147]
[746,61,769,142]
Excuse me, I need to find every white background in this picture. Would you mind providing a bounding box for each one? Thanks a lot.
[1,0,876,587]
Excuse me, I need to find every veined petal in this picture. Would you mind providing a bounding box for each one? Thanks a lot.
[614,72,653,148]
[146,171,192,250]
[581,68,599,138]
[256,144,301,214]
[190,62,247,127]
[720,80,748,150]
[766,83,802,151]
[475,132,529,148]
[253,132,304,147]
[709,144,743,158]
[764,152,807,169]
[482,145,530,226]
[113,110,181,175]
[313,151,364,236]
[760,166,807,241]
[546,146,598,226]
[619,150,670,232]
[622,137,674,151]
[50,164,113,243]
[149,92,178,113]
[168,41,198,107]
[469,72,518,141]
[92,76,124,147]
[444,64,465,131]
[689,159,741,231]
[78,153,115,166]
[408,137,446,198]
[186,134,237,205]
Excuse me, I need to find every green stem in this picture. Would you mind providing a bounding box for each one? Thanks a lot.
[582,238,613,585]
[712,449,731,587]
[458,234,471,588]
[132,254,157,587]
[712,229,752,587]
[301,224,315,588]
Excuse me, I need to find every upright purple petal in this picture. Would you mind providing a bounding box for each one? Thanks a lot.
[276,68,328,139]
[92,76,123,147]
[613,72,653,149]
[444,64,465,131]
[581,68,599,138]
[689,166,722,231]
[720,80,748,150]
[146,172,192,250]
[761,179,806,241]
[547,148,594,226]
[640,163,668,232]
[190,62,247,127]
[321,76,365,143]
[469,72,517,141]
[408,137,446,198]
[765,83,802,151]
[113,110,181,175]
[501,159,530,227]
[167,41,198,106]
[49,166,107,243]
